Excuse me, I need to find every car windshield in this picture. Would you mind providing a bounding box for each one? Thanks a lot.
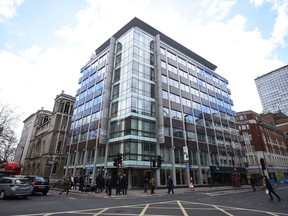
[36,177,45,182]
[15,178,30,184]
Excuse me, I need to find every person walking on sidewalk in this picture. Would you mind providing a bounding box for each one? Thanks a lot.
[150,177,156,194]
[207,176,213,188]
[167,176,174,195]
[59,177,72,196]
[250,176,256,191]
[143,177,148,193]
[189,177,195,191]
[264,176,281,201]
[121,174,128,195]
[79,175,84,192]
[106,175,112,196]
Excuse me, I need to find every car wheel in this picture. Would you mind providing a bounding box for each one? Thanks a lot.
[43,191,48,196]
[0,190,6,200]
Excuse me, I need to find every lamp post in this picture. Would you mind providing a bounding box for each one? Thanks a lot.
[258,134,269,178]
[184,114,191,185]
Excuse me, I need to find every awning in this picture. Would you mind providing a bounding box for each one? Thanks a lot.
[210,166,248,174]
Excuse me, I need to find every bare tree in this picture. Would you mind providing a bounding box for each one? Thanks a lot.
[0,103,20,162]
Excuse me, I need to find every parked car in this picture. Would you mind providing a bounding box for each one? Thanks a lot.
[0,177,33,200]
[24,176,51,195]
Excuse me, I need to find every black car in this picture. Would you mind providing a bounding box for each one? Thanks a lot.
[25,176,51,195]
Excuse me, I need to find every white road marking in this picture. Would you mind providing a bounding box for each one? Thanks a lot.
[177,201,189,216]
[213,205,234,216]
[14,199,288,216]
[205,189,250,196]
[139,204,149,216]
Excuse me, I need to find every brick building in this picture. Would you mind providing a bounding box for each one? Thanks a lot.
[237,110,288,181]
[261,111,288,137]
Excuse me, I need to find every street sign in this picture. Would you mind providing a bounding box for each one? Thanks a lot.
[183,146,189,163]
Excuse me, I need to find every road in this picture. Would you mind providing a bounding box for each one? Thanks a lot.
[0,185,287,216]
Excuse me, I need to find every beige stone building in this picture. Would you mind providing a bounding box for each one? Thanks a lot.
[22,91,75,180]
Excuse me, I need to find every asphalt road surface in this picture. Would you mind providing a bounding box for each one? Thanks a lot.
[1,185,287,216]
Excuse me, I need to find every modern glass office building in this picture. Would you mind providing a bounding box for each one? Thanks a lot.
[255,64,288,116]
[64,17,246,188]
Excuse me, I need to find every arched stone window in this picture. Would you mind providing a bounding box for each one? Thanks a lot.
[56,141,62,153]
[36,139,41,156]
[64,102,70,114]
[52,162,58,174]
[43,116,49,123]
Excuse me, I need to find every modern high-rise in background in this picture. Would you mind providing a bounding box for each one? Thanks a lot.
[255,64,288,115]
[65,17,246,188]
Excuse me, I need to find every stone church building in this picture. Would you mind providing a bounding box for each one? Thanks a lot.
[22,91,75,180]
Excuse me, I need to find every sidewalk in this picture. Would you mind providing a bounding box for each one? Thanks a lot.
[53,184,253,198]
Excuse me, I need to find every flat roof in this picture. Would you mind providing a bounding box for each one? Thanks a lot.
[255,64,288,80]
[95,17,217,71]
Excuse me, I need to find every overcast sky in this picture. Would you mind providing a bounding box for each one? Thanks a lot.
[0,0,287,139]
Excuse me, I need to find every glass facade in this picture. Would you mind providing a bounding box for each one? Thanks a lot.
[64,18,245,188]
[255,65,288,115]
[109,28,157,164]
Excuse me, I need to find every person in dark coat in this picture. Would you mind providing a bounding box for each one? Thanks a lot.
[106,175,112,196]
[167,176,174,195]
[250,177,256,191]
[79,175,84,192]
[121,174,128,195]
[264,176,281,201]
[143,177,148,193]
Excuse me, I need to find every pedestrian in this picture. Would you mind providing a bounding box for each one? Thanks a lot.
[116,175,121,195]
[95,173,102,193]
[167,176,174,195]
[143,177,148,193]
[207,176,212,188]
[150,177,155,194]
[250,177,256,191]
[264,176,281,201]
[106,175,112,196]
[121,174,128,195]
[73,176,78,190]
[59,176,72,195]
[79,175,84,192]
[189,177,195,191]
[104,173,108,194]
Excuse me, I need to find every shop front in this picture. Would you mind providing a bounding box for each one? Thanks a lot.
[210,166,248,186]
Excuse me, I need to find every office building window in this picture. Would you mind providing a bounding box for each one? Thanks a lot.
[160,47,166,55]
[167,51,176,61]
[161,60,166,68]
[162,75,167,84]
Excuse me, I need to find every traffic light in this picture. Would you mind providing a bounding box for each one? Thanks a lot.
[260,158,266,170]
[157,155,162,168]
[152,159,156,168]
[113,158,118,167]
[118,153,123,165]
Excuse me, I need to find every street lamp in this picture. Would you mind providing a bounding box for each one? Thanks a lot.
[184,114,191,184]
